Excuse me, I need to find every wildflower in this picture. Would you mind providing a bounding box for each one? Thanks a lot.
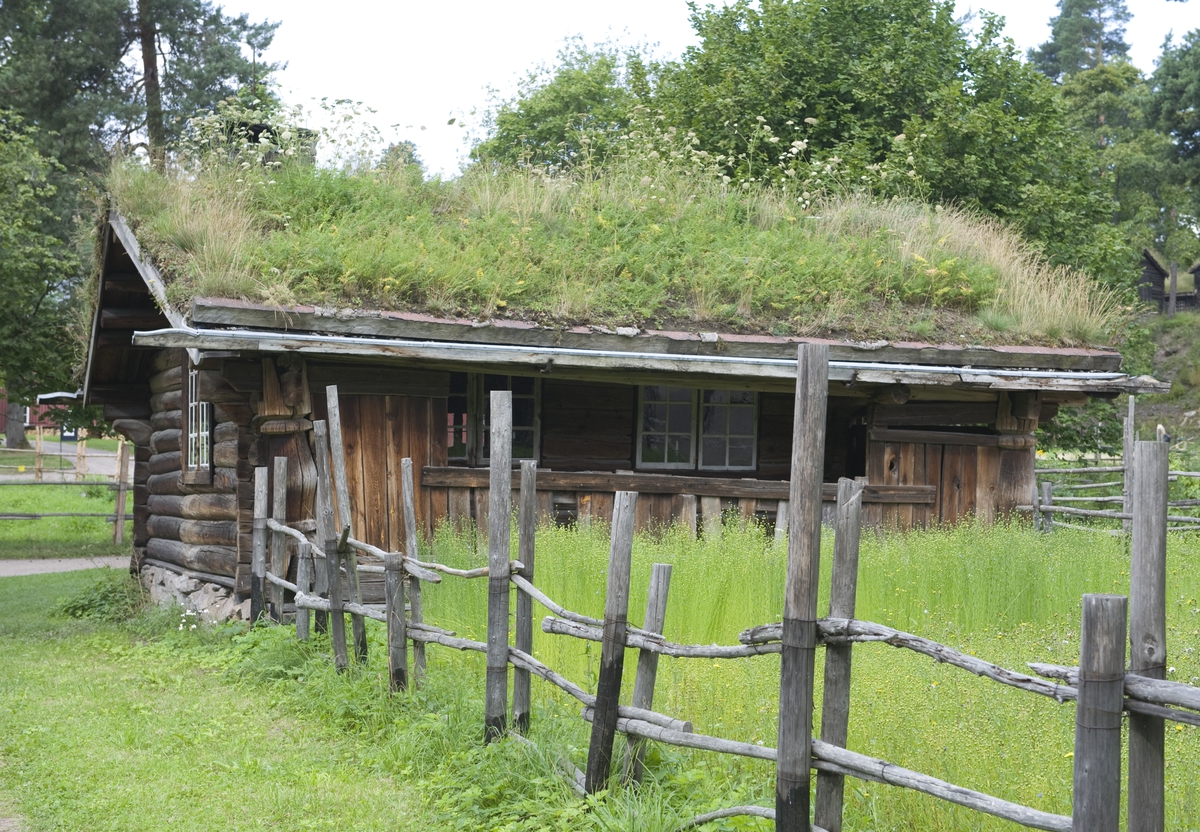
[804,117,818,125]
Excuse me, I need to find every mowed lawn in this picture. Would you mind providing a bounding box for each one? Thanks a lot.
[0,485,130,559]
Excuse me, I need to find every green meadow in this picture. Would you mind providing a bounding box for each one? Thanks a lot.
[2,521,1199,830]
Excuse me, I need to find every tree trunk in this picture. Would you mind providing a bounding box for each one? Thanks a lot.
[138,0,165,173]
[5,399,30,449]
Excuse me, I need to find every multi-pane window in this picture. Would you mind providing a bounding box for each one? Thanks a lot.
[699,390,756,470]
[637,386,697,469]
[447,372,539,464]
[181,362,212,485]
[638,386,757,471]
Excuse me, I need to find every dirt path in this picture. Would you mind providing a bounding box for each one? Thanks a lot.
[0,557,129,578]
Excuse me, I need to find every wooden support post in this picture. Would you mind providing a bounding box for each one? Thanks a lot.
[701,495,722,538]
[815,478,864,832]
[585,490,637,794]
[679,493,697,536]
[325,385,368,664]
[513,459,538,733]
[1041,481,1054,534]
[624,561,672,784]
[312,421,336,636]
[34,426,43,482]
[295,541,312,641]
[401,458,425,681]
[250,466,268,624]
[774,499,789,545]
[383,551,407,693]
[1168,261,1178,319]
[485,390,513,742]
[1073,594,1127,832]
[1123,396,1136,533]
[112,439,129,544]
[270,456,288,623]
[326,526,349,673]
[777,342,829,832]
[1129,440,1168,832]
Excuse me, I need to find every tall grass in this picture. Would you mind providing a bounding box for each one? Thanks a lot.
[107,130,1123,346]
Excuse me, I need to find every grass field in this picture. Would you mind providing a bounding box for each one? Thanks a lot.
[1,522,1198,830]
[0,484,130,559]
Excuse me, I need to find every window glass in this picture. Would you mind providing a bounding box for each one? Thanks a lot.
[699,389,757,470]
[639,386,694,468]
[447,372,469,460]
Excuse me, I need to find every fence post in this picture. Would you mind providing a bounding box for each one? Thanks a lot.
[34,426,43,482]
[585,490,637,794]
[774,499,789,545]
[295,541,312,641]
[624,561,672,784]
[1129,440,1168,832]
[815,477,864,832]
[485,390,513,742]
[270,457,288,623]
[112,439,129,544]
[401,458,425,682]
[1073,594,1127,832]
[513,459,538,733]
[325,385,368,664]
[326,528,349,672]
[777,342,829,832]
[251,466,268,624]
[1123,396,1136,533]
[383,551,407,692]
[312,421,337,636]
[1041,481,1054,534]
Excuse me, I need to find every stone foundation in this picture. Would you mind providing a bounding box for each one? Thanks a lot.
[140,564,250,622]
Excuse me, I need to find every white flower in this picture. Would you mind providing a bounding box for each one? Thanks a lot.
[804,117,818,125]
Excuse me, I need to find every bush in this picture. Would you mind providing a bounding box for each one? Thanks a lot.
[55,569,145,621]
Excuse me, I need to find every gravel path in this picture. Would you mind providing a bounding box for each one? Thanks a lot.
[0,557,129,578]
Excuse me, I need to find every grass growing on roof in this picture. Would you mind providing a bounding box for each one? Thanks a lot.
[107,114,1122,346]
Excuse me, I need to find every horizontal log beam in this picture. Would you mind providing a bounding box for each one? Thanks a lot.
[146,493,238,521]
[422,467,936,504]
[145,537,236,577]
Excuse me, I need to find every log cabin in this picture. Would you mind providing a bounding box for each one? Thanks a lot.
[82,212,1167,602]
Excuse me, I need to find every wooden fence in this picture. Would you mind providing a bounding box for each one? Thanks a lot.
[0,436,132,544]
[253,361,1195,832]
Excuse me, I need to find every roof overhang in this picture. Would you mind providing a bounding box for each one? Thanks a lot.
[132,326,1169,397]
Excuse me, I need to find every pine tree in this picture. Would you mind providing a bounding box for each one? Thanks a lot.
[1029,0,1132,82]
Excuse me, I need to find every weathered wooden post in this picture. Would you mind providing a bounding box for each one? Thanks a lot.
[270,456,288,622]
[585,490,637,794]
[774,499,789,545]
[325,384,368,664]
[1041,481,1054,534]
[1123,396,1137,533]
[326,526,349,672]
[312,420,347,670]
[1129,439,1168,832]
[624,561,672,784]
[485,390,513,742]
[312,421,337,635]
[112,439,130,544]
[814,477,864,832]
[34,425,43,483]
[1168,261,1178,319]
[250,466,268,623]
[777,343,829,832]
[295,540,312,641]
[513,459,538,733]
[1073,594,1127,832]
[383,551,407,692]
[401,458,425,681]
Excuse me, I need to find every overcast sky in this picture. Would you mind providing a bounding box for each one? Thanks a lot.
[224,0,1198,176]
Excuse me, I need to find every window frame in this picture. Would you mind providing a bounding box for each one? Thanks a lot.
[697,389,759,472]
[451,373,541,466]
[635,386,699,471]
[180,359,213,486]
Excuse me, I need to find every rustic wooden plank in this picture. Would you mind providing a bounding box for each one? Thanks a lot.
[1129,441,1168,832]
[295,540,312,641]
[778,343,828,832]
[485,391,513,741]
[881,442,899,527]
[624,562,671,784]
[401,457,426,681]
[384,396,404,553]
[270,457,288,622]
[146,537,237,578]
[591,491,614,525]
[427,396,449,531]
[634,492,653,533]
[1074,594,1127,832]
[974,446,1001,526]
[815,479,863,832]
[311,420,336,635]
[384,552,407,692]
[585,491,636,794]
[513,461,538,733]
[700,495,722,537]
[897,443,915,530]
[357,395,389,547]
[250,467,268,622]
[326,529,349,673]
[406,396,433,536]
[675,494,698,536]
[326,386,368,664]
[448,487,472,531]
[961,445,979,519]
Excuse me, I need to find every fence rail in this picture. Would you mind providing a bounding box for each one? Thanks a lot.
[246,366,1194,832]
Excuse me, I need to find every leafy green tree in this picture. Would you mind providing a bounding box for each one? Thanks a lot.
[0,113,79,445]
[473,39,649,168]
[1029,0,1132,82]
[1150,29,1200,193]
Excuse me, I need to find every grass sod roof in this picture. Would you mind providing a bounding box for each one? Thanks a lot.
[105,149,1126,348]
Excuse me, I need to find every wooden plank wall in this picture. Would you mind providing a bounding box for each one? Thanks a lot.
[540,380,634,470]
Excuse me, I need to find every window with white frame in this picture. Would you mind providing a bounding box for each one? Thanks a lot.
[638,386,757,471]
[447,372,540,464]
[181,360,212,485]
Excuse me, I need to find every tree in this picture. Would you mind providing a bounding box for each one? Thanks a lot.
[1029,0,1132,82]
[0,113,79,447]
[1150,29,1200,191]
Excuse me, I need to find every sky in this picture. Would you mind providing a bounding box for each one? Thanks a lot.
[224,0,1198,176]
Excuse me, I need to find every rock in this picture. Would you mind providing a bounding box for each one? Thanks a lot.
[139,564,249,622]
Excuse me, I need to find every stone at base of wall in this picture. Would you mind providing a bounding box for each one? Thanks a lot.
[140,564,250,622]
